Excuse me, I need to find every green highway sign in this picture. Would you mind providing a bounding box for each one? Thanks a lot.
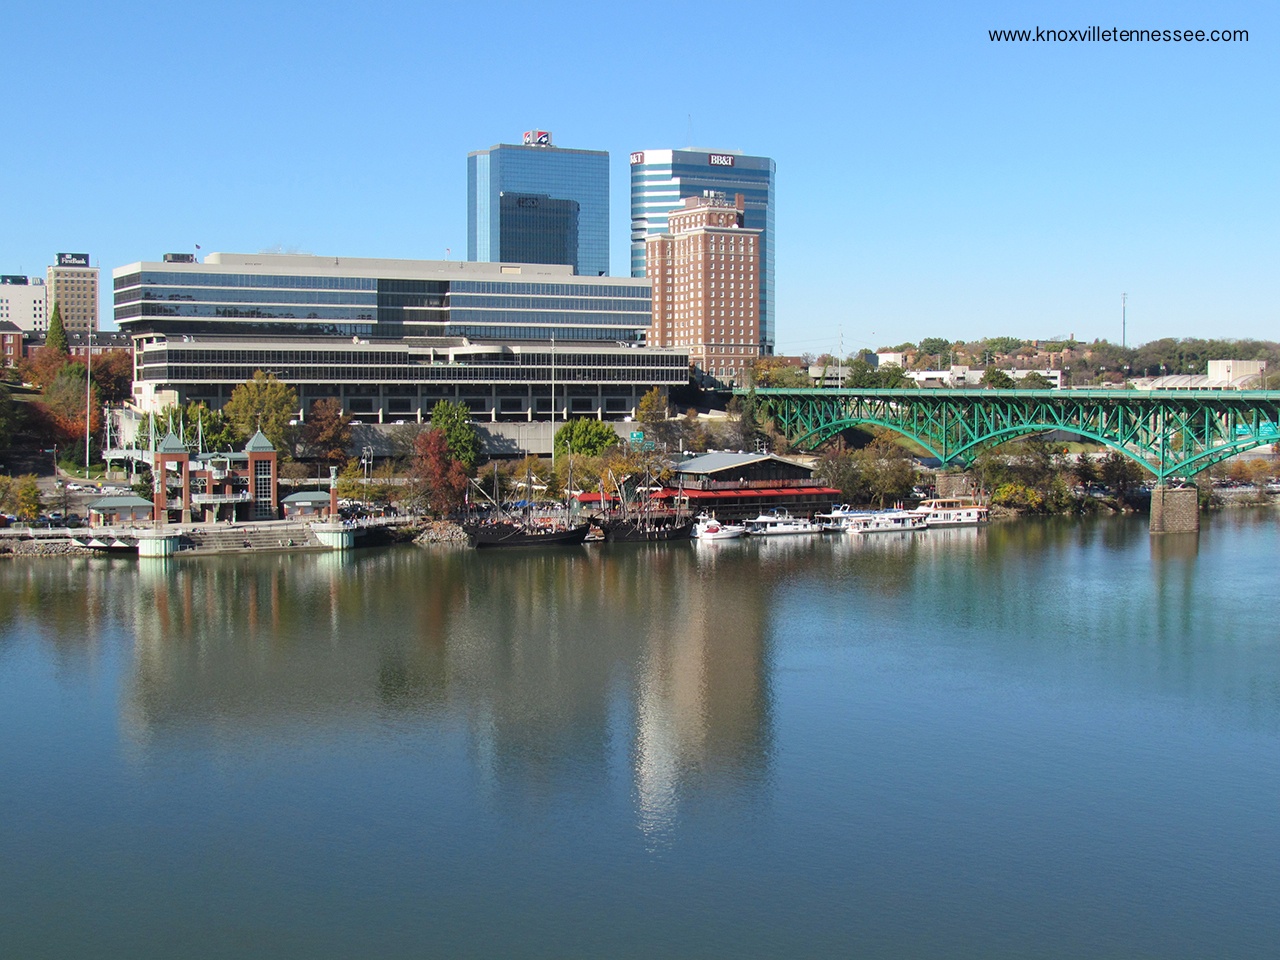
[630,431,645,442]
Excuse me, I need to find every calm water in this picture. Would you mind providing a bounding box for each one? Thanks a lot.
[2,515,1278,959]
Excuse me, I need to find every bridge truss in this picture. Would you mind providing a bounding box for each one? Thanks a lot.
[746,388,1280,483]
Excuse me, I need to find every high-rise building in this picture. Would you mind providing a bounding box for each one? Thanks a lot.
[630,149,775,353]
[646,193,761,387]
[468,132,609,277]
[0,275,47,331]
[46,252,99,333]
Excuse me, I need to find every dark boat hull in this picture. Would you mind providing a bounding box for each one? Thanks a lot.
[599,520,694,543]
[463,522,591,548]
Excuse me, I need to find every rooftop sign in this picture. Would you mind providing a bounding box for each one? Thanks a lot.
[56,253,90,267]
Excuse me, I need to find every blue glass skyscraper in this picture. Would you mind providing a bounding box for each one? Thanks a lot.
[468,133,610,277]
[631,149,776,353]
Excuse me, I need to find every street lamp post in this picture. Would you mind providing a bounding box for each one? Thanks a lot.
[85,328,93,478]
[361,445,373,511]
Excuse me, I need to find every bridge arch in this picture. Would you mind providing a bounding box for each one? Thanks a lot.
[749,387,1280,485]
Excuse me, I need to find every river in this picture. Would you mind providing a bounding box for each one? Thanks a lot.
[2,514,1278,958]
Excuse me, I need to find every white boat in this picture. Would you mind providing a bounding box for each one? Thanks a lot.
[693,512,746,540]
[743,509,822,537]
[813,504,873,531]
[910,498,989,528]
[846,509,929,534]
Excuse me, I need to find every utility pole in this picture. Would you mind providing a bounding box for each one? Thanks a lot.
[1121,293,1127,350]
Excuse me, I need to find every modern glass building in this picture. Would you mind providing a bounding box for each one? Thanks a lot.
[114,252,686,425]
[630,149,776,353]
[497,193,579,268]
[468,134,609,277]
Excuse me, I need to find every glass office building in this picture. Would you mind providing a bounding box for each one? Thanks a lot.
[630,149,776,353]
[114,252,685,424]
[468,135,609,277]
[497,193,579,268]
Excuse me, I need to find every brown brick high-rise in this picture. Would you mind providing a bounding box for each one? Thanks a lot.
[645,192,761,386]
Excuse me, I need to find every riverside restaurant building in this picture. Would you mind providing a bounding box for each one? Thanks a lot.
[653,452,841,521]
[114,253,689,423]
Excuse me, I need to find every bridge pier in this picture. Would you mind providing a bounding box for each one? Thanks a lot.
[1149,485,1199,535]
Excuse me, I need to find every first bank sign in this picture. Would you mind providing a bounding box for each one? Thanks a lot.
[57,252,90,266]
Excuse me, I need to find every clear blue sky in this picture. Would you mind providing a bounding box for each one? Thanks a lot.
[2,0,1274,356]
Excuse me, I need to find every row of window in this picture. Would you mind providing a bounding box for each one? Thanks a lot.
[144,364,686,384]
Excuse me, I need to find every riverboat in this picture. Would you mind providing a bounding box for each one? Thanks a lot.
[910,498,989,528]
[846,509,929,534]
[814,504,873,531]
[692,512,746,540]
[743,509,822,537]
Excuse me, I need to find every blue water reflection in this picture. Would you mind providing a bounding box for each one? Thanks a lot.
[1,514,1277,958]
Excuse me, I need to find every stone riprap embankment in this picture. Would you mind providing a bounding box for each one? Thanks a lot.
[0,537,96,558]
[414,521,468,544]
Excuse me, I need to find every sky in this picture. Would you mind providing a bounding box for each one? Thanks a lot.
[2,0,1275,357]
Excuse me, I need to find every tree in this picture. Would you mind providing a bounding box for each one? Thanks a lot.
[429,399,479,473]
[985,336,1024,357]
[411,428,469,517]
[13,474,43,521]
[90,350,134,404]
[1100,450,1145,496]
[637,387,669,426]
[222,371,300,452]
[854,430,918,508]
[40,363,100,446]
[1016,371,1054,389]
[815,444,870,504]
[750,358,811,388]
[302,397,352,465]
[555,417,619,457]
[46,303,69,356]
[0,383,15,449]
[918,337,950,364]
[981,368,1016,389]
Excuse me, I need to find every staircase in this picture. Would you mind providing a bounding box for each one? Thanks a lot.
[179,523,325,554]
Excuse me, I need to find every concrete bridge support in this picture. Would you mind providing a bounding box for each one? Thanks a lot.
[1150,485,1199,534]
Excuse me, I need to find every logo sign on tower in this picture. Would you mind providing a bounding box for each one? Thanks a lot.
[57,253,90,267]
[708,154,736,167]
[629,152,645,165]
[522,130,552,146]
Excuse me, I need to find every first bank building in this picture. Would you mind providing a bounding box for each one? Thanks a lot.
[115,252,687,423]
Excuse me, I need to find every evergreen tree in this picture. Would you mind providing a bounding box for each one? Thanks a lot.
[46,302,69,356]
[429,400,479,473]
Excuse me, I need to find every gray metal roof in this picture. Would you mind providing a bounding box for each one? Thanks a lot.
[87,495,154,509]
[245,430,275,452]
[674,452,779,474]
[157,432,186,453]
[282,491,332,503]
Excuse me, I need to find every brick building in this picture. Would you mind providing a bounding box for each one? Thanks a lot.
[646,192,761,387]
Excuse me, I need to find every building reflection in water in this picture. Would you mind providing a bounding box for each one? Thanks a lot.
[630,544,771,841]
[118,545,775,824]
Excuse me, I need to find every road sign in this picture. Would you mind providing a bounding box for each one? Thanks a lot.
[630,431,645,442]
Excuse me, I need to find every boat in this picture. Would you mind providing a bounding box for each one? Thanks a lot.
[692,512,746,540]
[910,497,989,528]
[599,517,694,542]
[813,504,873,531]
[464,462,589,548]
[743,508,822,537]
[462,519,591,548]
[846,509,929,534]
[596,465,692,542]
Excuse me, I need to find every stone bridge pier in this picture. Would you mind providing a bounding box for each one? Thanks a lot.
[1149,486,1200,534]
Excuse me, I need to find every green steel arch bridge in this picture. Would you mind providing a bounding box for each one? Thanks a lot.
[742,388,1280,483]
